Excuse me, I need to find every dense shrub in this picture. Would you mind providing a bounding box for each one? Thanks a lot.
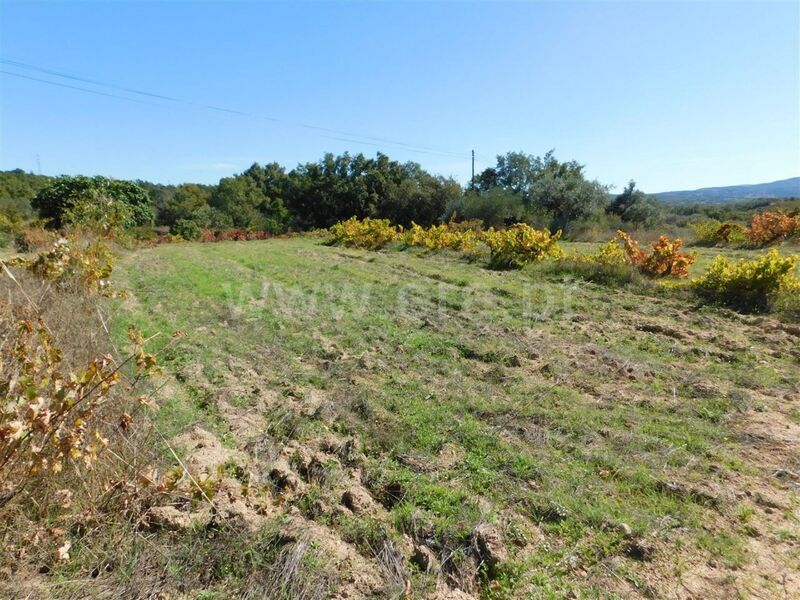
[745,211,800,246]
[404,222,480,252]
[328,217,399,249]
[618,231,696,277]
[0,213,20,247]
[692,250,799,313]
[444,188,526,227]
[62,196,136,233]
[32,176,153,230]
[173,219,203,241]
[690,220,747,246]
[482,224,564,269]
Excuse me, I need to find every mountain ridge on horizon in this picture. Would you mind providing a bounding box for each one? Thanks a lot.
[654,176,800,204]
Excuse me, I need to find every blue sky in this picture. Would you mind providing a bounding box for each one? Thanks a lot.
[1,1,798,193]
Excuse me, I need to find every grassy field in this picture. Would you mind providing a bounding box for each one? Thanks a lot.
[108,237,799,599]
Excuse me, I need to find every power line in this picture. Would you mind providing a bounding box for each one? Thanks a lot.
[2,69,459,159]
[2,58,272,119]
[1,70,174,108]
[1,58,470,160]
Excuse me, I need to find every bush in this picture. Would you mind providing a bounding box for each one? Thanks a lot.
[482,224,564,269]
[173,219,202,241]
[62,195,135,233]
[32,176,153,230]
[581,239,630,268]
[692,250,800,313]
[404,222,480,252]
[328,217,399,249]
[746,211,800,246]
[690,220,747,246]
[0,214,20,247]
[444,188,526,227]
[20,239,121,296]
[618,231,696,277]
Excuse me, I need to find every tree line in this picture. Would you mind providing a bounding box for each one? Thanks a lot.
[1,151,693,238]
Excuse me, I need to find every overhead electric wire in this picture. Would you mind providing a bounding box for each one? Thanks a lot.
[1,70,173,107]
[2,58,268,119]
[1,58,470,159]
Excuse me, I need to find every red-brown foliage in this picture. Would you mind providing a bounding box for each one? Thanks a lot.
[746,211,800,246]
[617,230,696,278]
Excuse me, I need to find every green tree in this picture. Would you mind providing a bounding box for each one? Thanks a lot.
[493,152,537,201]
[191,205,234,229]
[528,153,609,230]
[210,176,267,229]
[286,152,462,229]
[161,184,210,227]
[0,169,51,219]
[606,180,663,225]
[476,151,607,230]
[32,175,153,230]
[241,162,290,232]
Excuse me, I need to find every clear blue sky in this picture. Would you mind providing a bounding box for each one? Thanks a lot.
[1,1,798,193]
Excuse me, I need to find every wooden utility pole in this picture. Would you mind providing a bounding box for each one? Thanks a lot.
[471,149,475,189]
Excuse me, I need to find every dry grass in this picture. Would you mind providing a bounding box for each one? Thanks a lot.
[0,264,165,595]
[0,256,340,599]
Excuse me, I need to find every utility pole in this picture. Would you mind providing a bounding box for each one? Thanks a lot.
[471,149,475,189]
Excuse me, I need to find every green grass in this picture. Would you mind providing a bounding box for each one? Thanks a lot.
[109,237,800,597]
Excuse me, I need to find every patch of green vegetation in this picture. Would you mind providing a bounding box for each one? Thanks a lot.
[696,531,748,568]
[110,237,800,595]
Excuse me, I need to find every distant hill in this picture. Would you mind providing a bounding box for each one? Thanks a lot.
[655,177,800,204]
